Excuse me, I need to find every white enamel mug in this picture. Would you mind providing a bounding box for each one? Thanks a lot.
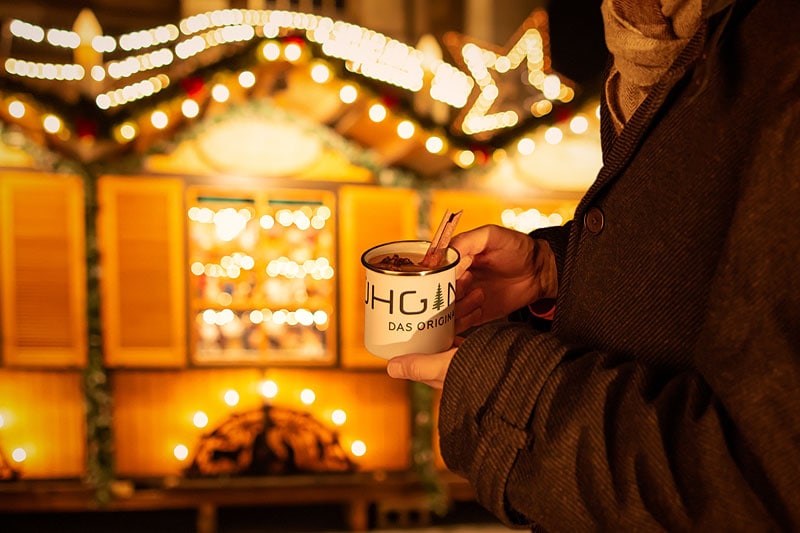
[361,240,460,359]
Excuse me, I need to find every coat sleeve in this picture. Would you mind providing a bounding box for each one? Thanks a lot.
[438,99,800,531]
[440,317,800,531]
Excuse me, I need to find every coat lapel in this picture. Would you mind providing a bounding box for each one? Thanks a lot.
[575,25,707,215]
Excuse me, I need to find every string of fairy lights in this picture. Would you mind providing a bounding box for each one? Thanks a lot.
[0,7,592,169]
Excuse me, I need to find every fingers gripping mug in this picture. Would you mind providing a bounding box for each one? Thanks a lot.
[361,240,460,359]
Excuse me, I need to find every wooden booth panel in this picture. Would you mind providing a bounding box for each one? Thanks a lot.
[0,172,86,367]
[113,368,410,477]
[337,186,419,368]
[0,370,85,478]
[98,176,186,367]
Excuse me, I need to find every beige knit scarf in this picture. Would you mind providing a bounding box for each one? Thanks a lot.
[602,0,734,131]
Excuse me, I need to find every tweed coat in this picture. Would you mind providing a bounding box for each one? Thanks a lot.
[438,0,800,531]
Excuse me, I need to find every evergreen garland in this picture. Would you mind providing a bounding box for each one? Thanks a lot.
[410,381,448,515]
[81,164,115,505]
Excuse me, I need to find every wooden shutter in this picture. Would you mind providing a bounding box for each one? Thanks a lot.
[98,176,186,367]
[0,172,86,367]
[338,186,418,368]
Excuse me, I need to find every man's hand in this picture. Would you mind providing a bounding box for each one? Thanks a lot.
[453,225,557,333]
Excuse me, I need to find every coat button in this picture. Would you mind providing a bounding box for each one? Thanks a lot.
[584,207,604,234]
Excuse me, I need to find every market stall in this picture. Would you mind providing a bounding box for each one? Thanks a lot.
[0,5,600,530]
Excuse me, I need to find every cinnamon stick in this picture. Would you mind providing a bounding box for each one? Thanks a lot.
[421,209,462,268]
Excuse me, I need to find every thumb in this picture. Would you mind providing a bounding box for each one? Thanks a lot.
[386,351,454,383]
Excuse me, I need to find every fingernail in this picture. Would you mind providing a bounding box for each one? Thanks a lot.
[386,361,400,377]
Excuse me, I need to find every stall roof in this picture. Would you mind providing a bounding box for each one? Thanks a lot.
[0,6,599,185]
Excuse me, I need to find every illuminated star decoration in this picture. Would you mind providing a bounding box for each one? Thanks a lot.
[443,9,575,141]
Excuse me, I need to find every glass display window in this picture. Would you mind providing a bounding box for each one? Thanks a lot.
[187,187,336,365]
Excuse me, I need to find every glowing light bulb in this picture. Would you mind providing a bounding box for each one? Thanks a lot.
[300,388,316,405]
[224,389,240,406]
[259,380,278,399]
[173,444,189,461]
[150,110,169,129]
[118,122,137,141]
[211,83,230,102]
[569,114,589,134]
[262,42,280,61]
[310,63,331,83]
[351,440,367,457]
[456,150,475,167]
[8,100,25,118]
[517,138,535,155]
[544,126,563,145]
[543,74,561,99]
[331,409,347,425]
[193,411,209,428]
[284,43,302,62]
[339,84,357,104]
[238,70,256,88]
[43,114,61,133]
[368,103,387,122]
[425,136,444,154]
[181,98,200,118]
[396,120,415,139]
[11,448,26,462]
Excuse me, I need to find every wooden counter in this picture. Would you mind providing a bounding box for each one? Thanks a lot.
[0,471,476,532]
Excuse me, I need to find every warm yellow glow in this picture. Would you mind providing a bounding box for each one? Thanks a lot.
[259,380,278,399]
[456,150,476,167]
[181,98,200,118]
[211,83,230,103]
[368,103,387,122]
[339,84,357,104]
[542,74,561,99]
[150,110,169,129]
[351,440,367,457]
[259,214,275,229]
[238,70,256,88]
[501,208,565,233]
[11,448,26,462]
[8,100,25,119]
[531,99,553,118]
[310,63,331,83]
[569,114,589,134]
[90,65,106,81]
[300,388,316,405]
[396,120,415,139]
[10,19,45,43]
[0,413,5,428]
[331,409,347,425]
[91,35,117,54]
[118,122,138,141]
[544,126,563,145]
[173,444,189,461]
[284,43,302,62]
[262,42,280,61]
[192,411,209,429]
[425,135,444,154]
[213,207,248,241]
[224,389,240,407]
[517,137,535,155]
[43,114,61,134]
